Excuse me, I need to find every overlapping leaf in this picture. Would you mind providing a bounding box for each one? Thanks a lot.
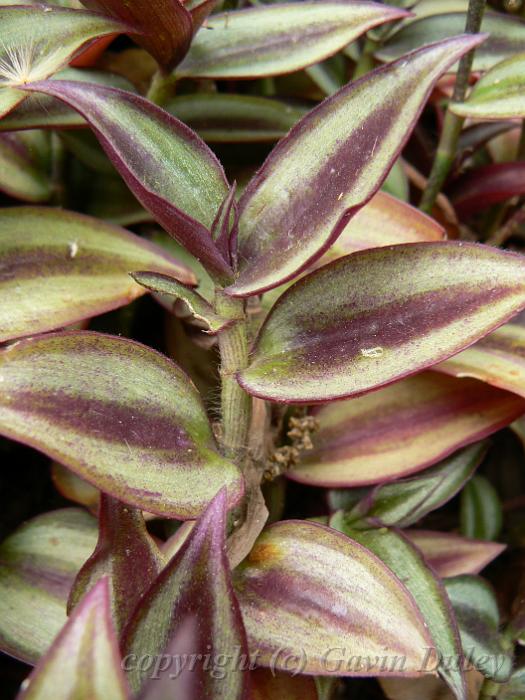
[332,442,486,528]
[239,242,525,403]
[0,508,97,664]
[17,578,130,700]
[460,475,502,541]
[451,53,525,119]
[0,332,244,518]
[177,2,407,79]
[445,576,513,682]
[0,4,128,117]
[291,373,521,485]
[377,12,525,71]
[24,80,233,280]
[0,68,137,132]
[437,323,525,398]
[167,94,307,143]
[331,525,466,699]
[233,520,435,675]
[122,490,250,699]
[68,496,164,634]
[226,35,484,297]
[0,207,195,342]
[405,530,506,577]
[80,0,193,70]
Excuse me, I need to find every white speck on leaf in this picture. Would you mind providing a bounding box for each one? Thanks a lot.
[68,241,78,259]
[360,346,384,358]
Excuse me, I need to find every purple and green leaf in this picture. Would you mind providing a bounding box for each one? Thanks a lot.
[233,520,436,676]
[16,578,130,700]
[0,207,195,342]
[226,35,484,297]
[291,373,521,486]
[0,133,51,203]
[0,508,97,665]
[122,490,250,699]
[0,332,244,518]
[449,163,525,220]
[177,1,409,79]
[239,242,525,403]
[23,80,233,281]
[0,4,128,117]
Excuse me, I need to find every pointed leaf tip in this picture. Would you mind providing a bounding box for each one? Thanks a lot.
[226,33,486,298]
[239,242,525,403]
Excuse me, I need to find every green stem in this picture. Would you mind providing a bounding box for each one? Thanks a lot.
[517,119,525,161]
[215,293,251,462]
[146,69,177,106]
[420,0,486,214]
[352,37,377,79]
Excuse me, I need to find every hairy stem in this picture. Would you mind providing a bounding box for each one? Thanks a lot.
[215,293,251,462]
[420,0,486,213]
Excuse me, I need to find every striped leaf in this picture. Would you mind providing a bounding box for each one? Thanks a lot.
[445,576,513,682]
[226,35,484,297]
[167,93,308,143]
[0,332,244,518]
[0,133,51,203]
[436,323,525,399]
[332,525,466,699]
[291,374,523,486]
[451,53,525,120]
[17,578,130,700]
[68,496,164,634]
[449,163,525,220]
[80,0,193,71]
[405,530,506,577]
[0,207,194,342]
[239,242,525,403]
[0,68,137,132]
[460,475,503,541]
[122,490,250,699]
[377,12,525,71]
[0,508,97,665]
[333,443,486,528]
[177,2,408,79]
[233,520,435,676]
[0,4,127,117]
[24,81,233,281]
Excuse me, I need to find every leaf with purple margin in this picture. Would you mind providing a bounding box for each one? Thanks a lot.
[0,207,195,342]
[80,0,193,71]
[68,496,164,635]
[0,332,244,518]
[122,490,250,699]
[0,4,129,117]
[334,442,486,529]
[0,508,97,665]
[291,373,522,486]
[177,2,408,80]
[233,520,436,676]
[22,80,233,281]
[226,35,484,298]
[240,242,525,403]
[330,523,466,699]
[131,271,231,334]
[377,12,525,72]
[405,530,506,577]
[436,324,525,398]
[16,578,130,700]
